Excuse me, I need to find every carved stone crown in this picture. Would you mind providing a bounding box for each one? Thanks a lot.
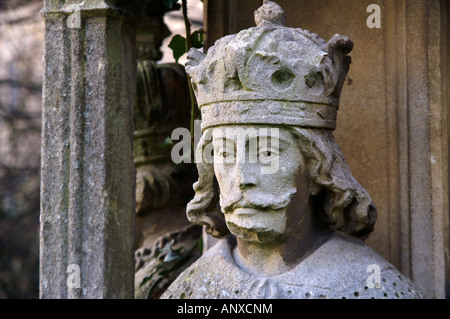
[186,0,353,131]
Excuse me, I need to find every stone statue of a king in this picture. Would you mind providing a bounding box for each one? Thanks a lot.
[162,1,422,299]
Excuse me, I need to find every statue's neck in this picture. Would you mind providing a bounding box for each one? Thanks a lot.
[232,202,331,277]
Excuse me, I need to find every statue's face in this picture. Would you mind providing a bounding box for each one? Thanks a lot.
[211,125,310,244]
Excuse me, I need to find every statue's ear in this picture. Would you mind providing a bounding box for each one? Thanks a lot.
[325,34,353,100]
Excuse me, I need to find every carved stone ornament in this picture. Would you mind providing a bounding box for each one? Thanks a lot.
[161,0,422,299]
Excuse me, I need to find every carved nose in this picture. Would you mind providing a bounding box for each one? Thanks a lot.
[237,164,257,189]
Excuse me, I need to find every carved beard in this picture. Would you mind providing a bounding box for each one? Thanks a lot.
[219,187,297,214]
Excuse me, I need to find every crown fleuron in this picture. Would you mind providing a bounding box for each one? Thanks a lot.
[186,1,353,131]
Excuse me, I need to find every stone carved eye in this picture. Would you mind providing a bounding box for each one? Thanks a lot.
[259,147,276,158]
[215,145,235,162]
[258,145,279,165]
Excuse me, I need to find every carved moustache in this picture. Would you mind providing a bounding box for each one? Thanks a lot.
[220,188,297,214]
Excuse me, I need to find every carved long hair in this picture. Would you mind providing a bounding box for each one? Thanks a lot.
[186,127,377,240]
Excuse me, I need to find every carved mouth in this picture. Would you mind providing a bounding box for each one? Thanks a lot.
[231,207,259,216]
[220,188,297,214]
[221,196,294,214]
[225,207,284,219]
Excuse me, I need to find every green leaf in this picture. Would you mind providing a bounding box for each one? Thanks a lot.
[168,34,187,63]
[162,0,180,9]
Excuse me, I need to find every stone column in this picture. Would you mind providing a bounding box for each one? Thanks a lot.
[40,0,139,298]
[398,0,449,299]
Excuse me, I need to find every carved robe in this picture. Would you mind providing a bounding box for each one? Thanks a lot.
[161,233,422,299]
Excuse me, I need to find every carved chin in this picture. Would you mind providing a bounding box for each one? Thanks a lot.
[226,221,283,244]
[224,208,287,243]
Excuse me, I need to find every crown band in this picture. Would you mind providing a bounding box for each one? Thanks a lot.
[200,100,337,131]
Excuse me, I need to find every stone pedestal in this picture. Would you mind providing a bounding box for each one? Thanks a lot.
[40,0,139,298]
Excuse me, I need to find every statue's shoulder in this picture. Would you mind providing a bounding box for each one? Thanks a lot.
[284,232,423,299]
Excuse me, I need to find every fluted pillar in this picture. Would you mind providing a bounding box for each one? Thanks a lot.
[40,0,139,298]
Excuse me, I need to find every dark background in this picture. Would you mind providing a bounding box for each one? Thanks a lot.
[0,0,44,298]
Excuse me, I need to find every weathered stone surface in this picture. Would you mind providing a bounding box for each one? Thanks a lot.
[162,1,422,299]
[135,222,201,299]
[163,233,421,299]
[40,0,138,298]
[204,0,449,299]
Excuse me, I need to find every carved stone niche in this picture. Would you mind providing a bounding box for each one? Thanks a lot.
[133,0,201,299]
[161,1,422,299]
